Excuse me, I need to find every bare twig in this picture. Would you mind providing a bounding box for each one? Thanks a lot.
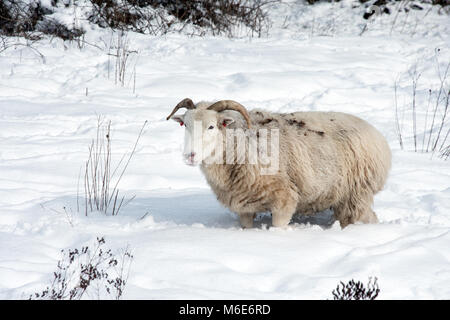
[394,79,403,150]
[81,117,147,216]
[410,67,421,152]
[421,89,432,152]
[426,60,450,152]
[395,58,449,160]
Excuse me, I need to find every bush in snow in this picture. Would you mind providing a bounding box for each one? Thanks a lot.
[30,237,133,300]
[304,0,449,20]
[394,57,449,160]
[80,117,147,216]
[0,0,84,40]
[332,277,380,300]
[87,0,274,37]
[1,0,275,39]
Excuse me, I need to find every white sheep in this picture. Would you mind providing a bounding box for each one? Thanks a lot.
[167,98,391,228]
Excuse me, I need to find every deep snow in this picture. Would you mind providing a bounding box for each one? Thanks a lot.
[0,1,449,299]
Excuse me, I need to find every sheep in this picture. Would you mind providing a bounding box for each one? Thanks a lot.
[167,98,391,228]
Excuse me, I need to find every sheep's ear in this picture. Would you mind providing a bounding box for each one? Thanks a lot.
[219,110,245,128]
[220,117,235,128]
[172,115,185,126]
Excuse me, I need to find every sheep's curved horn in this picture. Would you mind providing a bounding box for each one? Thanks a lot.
[166,98,196,120]
[207,100,252,128]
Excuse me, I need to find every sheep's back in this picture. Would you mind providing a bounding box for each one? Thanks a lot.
[252,110,391,207]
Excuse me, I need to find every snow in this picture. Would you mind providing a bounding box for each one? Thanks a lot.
[0,1,450,299]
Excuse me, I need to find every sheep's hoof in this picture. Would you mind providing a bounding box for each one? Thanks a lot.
[272,215,292,228]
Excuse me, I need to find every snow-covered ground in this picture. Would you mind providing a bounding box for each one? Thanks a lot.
[0,1,449,299]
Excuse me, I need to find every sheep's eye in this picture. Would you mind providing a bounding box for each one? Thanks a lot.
[208,125,214,130]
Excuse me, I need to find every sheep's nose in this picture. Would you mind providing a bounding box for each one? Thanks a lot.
[184,152,196,164]
[185,152,196,159]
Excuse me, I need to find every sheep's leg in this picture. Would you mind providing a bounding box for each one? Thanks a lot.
[333,202,350,228]
[334,194,378,228]
[266,185,297,227]
[357,208,378,224]
[272,212,293,227]
[239,213,255,228]
[271,199,297,228]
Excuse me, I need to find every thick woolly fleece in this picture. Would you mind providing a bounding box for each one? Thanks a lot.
[184,103,391,228]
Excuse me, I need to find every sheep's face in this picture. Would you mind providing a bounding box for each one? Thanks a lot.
[172,110,234,166]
